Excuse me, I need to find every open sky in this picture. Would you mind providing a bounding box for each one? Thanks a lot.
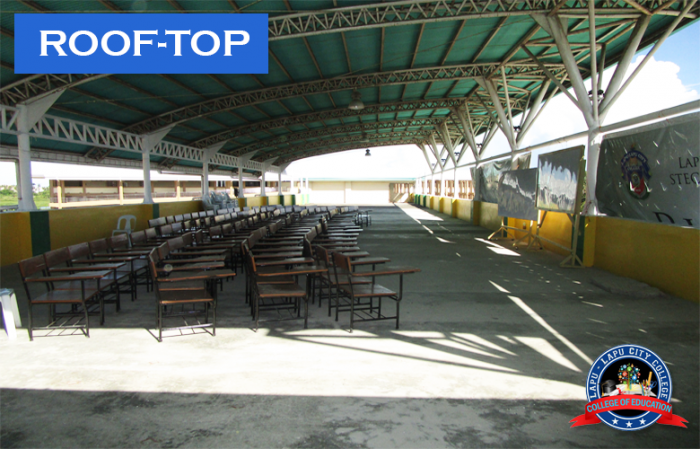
[1,22,698,187]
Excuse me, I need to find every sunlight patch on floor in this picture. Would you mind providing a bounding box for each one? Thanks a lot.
[394,202,444,222]
[515,336,581,372]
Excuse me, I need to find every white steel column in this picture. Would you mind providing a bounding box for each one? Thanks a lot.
[276,162,289,196]
[202,142,226,200]
[141,127,173,204]
[237,151,257,199]
[16,91,64,211]
[202,164,210,199]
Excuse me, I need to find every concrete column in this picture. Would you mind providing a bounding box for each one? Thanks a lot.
[237,168,244,198]
[142,152,153,204]
[15,91,64,211]
[175,180,180,200]
[17,130,36,211]
[453,169,458,199]
[585,128,601,214]
[260,170,266,196]
[202,162,210,199]
[278,172,283,195]
[118,180,124,205]
[56,180,63,209]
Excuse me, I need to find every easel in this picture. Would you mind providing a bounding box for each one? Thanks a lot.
[528,158,586,268]
[488,217,537,249]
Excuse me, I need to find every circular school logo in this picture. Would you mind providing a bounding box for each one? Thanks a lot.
[620,147,652,199]
[570,344,687,431]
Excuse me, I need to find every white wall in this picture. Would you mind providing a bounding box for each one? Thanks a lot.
[310,181,391,205]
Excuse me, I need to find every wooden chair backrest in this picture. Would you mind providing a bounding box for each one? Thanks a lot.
[108,233,129,250]
[68,242,90,260]
[209,225,222,238]
[184,213,192,220]
[44,247,71,269]
[157,242,170,260]
[332,251,352,272]
[194,230,205,244]
[222,223,233,235]
[159,225,173,237]
[145,228,158,239]
[214,215,225,224]
[314,245,329,266]
[234,220,244,232]
[206,210,215,217]
[91,238,111,253]
[182,232,194,247]
[182,220,192,231]
[130,230,147,245]
[19,255,46,280]
[307,227,317,242]
[168,236,185,252]
[174,214,184,222]
[303,238,313,258]
[166,216,176,224]
[172,222,183,234]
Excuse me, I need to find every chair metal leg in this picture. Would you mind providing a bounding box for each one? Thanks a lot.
[158,303,163,342]
[27,303,34,341]
[83,301,90,338]
[212,302,216,337]
[396,301,400,329]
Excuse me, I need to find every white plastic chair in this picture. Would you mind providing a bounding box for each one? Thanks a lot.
[113,215,137,236]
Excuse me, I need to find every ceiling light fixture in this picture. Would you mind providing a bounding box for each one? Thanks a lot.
[348,90,365,110]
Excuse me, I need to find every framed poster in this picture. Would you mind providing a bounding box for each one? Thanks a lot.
[498,168,538,221]
[537,146,584,213]
[596,112,700,228]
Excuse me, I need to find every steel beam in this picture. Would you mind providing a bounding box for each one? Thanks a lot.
[267,1,692,40]
[124,63,559,134]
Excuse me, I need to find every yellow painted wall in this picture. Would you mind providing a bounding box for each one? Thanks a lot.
[0,212,32,266]
[49,204,153,250]
[594,217,699,302]
[452,199,473,222]
[158,200,202,218]
[507,212,573,257]
[440,197,452,216]
[268,195,281,206]
[478,202,501,231]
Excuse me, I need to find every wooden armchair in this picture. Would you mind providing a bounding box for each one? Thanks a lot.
[44,247,122,313]
[331,252,399,332]
[18,255,107,340]
[147,249,216,342]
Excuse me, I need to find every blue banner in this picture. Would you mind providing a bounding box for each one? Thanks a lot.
[15,14,268,74]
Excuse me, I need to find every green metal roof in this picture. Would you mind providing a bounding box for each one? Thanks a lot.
[0,0,698,174]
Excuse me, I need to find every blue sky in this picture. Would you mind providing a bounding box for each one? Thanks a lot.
[643,21,700,88]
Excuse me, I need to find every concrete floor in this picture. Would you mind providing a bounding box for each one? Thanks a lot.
[1,204,698,448]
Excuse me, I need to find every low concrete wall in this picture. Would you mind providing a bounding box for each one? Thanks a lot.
[593,217,699,302]
[0,212,33,267]
[1,201,203,266]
